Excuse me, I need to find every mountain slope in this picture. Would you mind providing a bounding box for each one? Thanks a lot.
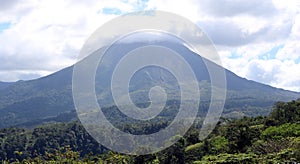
[0,39,299,128]
[0,81,14,90]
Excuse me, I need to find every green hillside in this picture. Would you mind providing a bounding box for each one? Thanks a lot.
[1,99,300,163]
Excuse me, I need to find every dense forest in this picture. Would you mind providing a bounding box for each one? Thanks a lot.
[1,99,300,163]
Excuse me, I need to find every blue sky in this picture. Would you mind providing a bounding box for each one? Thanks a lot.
[102,7,123,15]
[0,0,299,91]
[0,22,11,33]
[258,45,284,60]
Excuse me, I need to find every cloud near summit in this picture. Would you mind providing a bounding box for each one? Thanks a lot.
[0,0,299,91]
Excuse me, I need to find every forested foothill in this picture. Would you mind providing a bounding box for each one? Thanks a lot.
[0,99,299,163]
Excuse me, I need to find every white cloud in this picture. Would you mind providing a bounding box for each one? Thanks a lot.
[146,0,199,22]
[190,0,300,91]
[245,59,282,84]
[276,41,300,61]
[0,0,120,78]
[196,0,277,17]
[244,59,300,92]
[0,0,155,81]
[0,70,51,82]
[0,0,299,92]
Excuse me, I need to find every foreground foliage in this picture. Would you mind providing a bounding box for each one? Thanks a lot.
[1,99,300,163]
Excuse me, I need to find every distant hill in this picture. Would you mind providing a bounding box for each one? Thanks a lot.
[0,81,14,90]
[0,35,299,128]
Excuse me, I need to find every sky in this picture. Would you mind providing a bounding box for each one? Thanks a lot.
[0,0,299,92]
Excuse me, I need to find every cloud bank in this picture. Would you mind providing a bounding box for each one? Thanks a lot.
[0,0,299,91]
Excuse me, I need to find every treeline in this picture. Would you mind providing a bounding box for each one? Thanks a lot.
[0,122,105,162]
[1,99,300,163]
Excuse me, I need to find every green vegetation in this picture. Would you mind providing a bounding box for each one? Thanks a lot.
[261,123,300,140]
[1,99,300,163]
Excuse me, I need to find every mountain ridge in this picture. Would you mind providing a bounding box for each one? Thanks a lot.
[0,39,299,128]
